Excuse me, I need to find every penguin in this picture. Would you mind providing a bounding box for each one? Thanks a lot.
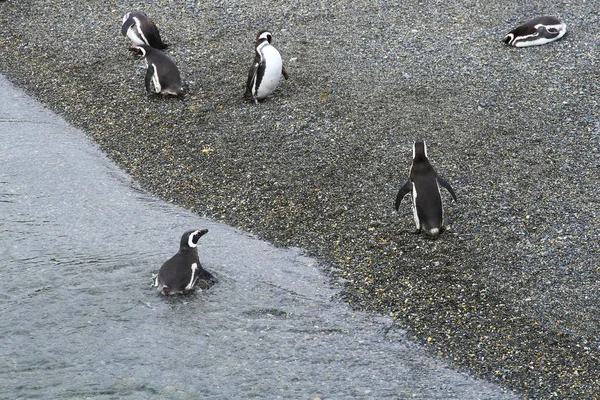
[121,11,168,50]
[153,229,215,296]
[503,16,567,47]
[395,140,457,237]
[135,44,184,97]
[244,30,289,103]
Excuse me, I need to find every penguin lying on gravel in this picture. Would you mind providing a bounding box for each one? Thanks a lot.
[153,230,215,296]
[245,30,289,103]
[122,11,168,50]
[503,16,567,47]
[135,44,184,97]
[395,140,457,237]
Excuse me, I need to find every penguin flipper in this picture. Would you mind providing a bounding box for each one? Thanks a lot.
[145,65,155,94]
[244,62,258,100]
[437,177,457,202]
[395,180,412,211]
[282,66,289,80]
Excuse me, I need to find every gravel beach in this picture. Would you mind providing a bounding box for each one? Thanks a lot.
[1,0,599,398]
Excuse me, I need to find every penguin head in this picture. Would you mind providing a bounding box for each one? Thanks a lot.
[121,12,137,36]
[502,33,515,45]
[502,26,537,46]
[256,30,273,45]
[133,44,151,57]
[180,229,209,250]
[412,140,428,161]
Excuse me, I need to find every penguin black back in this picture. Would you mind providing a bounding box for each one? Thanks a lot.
[154,229,214,296]
[121,11,168,50]
[503,16,567,47]
[135,44,184,97]
[395,140,457,237]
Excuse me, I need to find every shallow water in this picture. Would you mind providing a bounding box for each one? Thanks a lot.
[0,75,517,399]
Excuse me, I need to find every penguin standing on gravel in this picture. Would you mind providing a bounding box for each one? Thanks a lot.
[395,140,457,237]
[503,16,567,47]
[121,11,168,49]
[135,44,184,97]
[244,30,289,103]
[154,229,215,296]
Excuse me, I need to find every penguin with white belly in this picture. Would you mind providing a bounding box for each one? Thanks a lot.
[244,30,289,103]
[154,229,215,296]
[135,44,184,97]
[395,140,457,237]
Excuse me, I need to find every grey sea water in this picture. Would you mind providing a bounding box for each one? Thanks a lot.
[0,75,517,399]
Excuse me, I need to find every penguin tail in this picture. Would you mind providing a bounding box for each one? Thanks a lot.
[159,285,171,296]
[426,228,440,238]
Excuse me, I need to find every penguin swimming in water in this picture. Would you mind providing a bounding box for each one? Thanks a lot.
[244,30,289,103]
[135,44,184,97]
[154,229,215,296]
[395,140,457,237]
[503,16,567,47]
[122,11,168,50]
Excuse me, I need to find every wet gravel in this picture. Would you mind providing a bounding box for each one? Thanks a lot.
[1,0,599,398]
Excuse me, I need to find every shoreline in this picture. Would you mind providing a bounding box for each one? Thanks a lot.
[1,0,599,397]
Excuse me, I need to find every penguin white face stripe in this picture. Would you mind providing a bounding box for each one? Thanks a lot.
[185,263,199,290]
[258,31,272,41]
[187,231,199,248]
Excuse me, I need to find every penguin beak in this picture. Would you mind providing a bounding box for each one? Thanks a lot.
[191,229,209,246]
[131,45,144,56]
